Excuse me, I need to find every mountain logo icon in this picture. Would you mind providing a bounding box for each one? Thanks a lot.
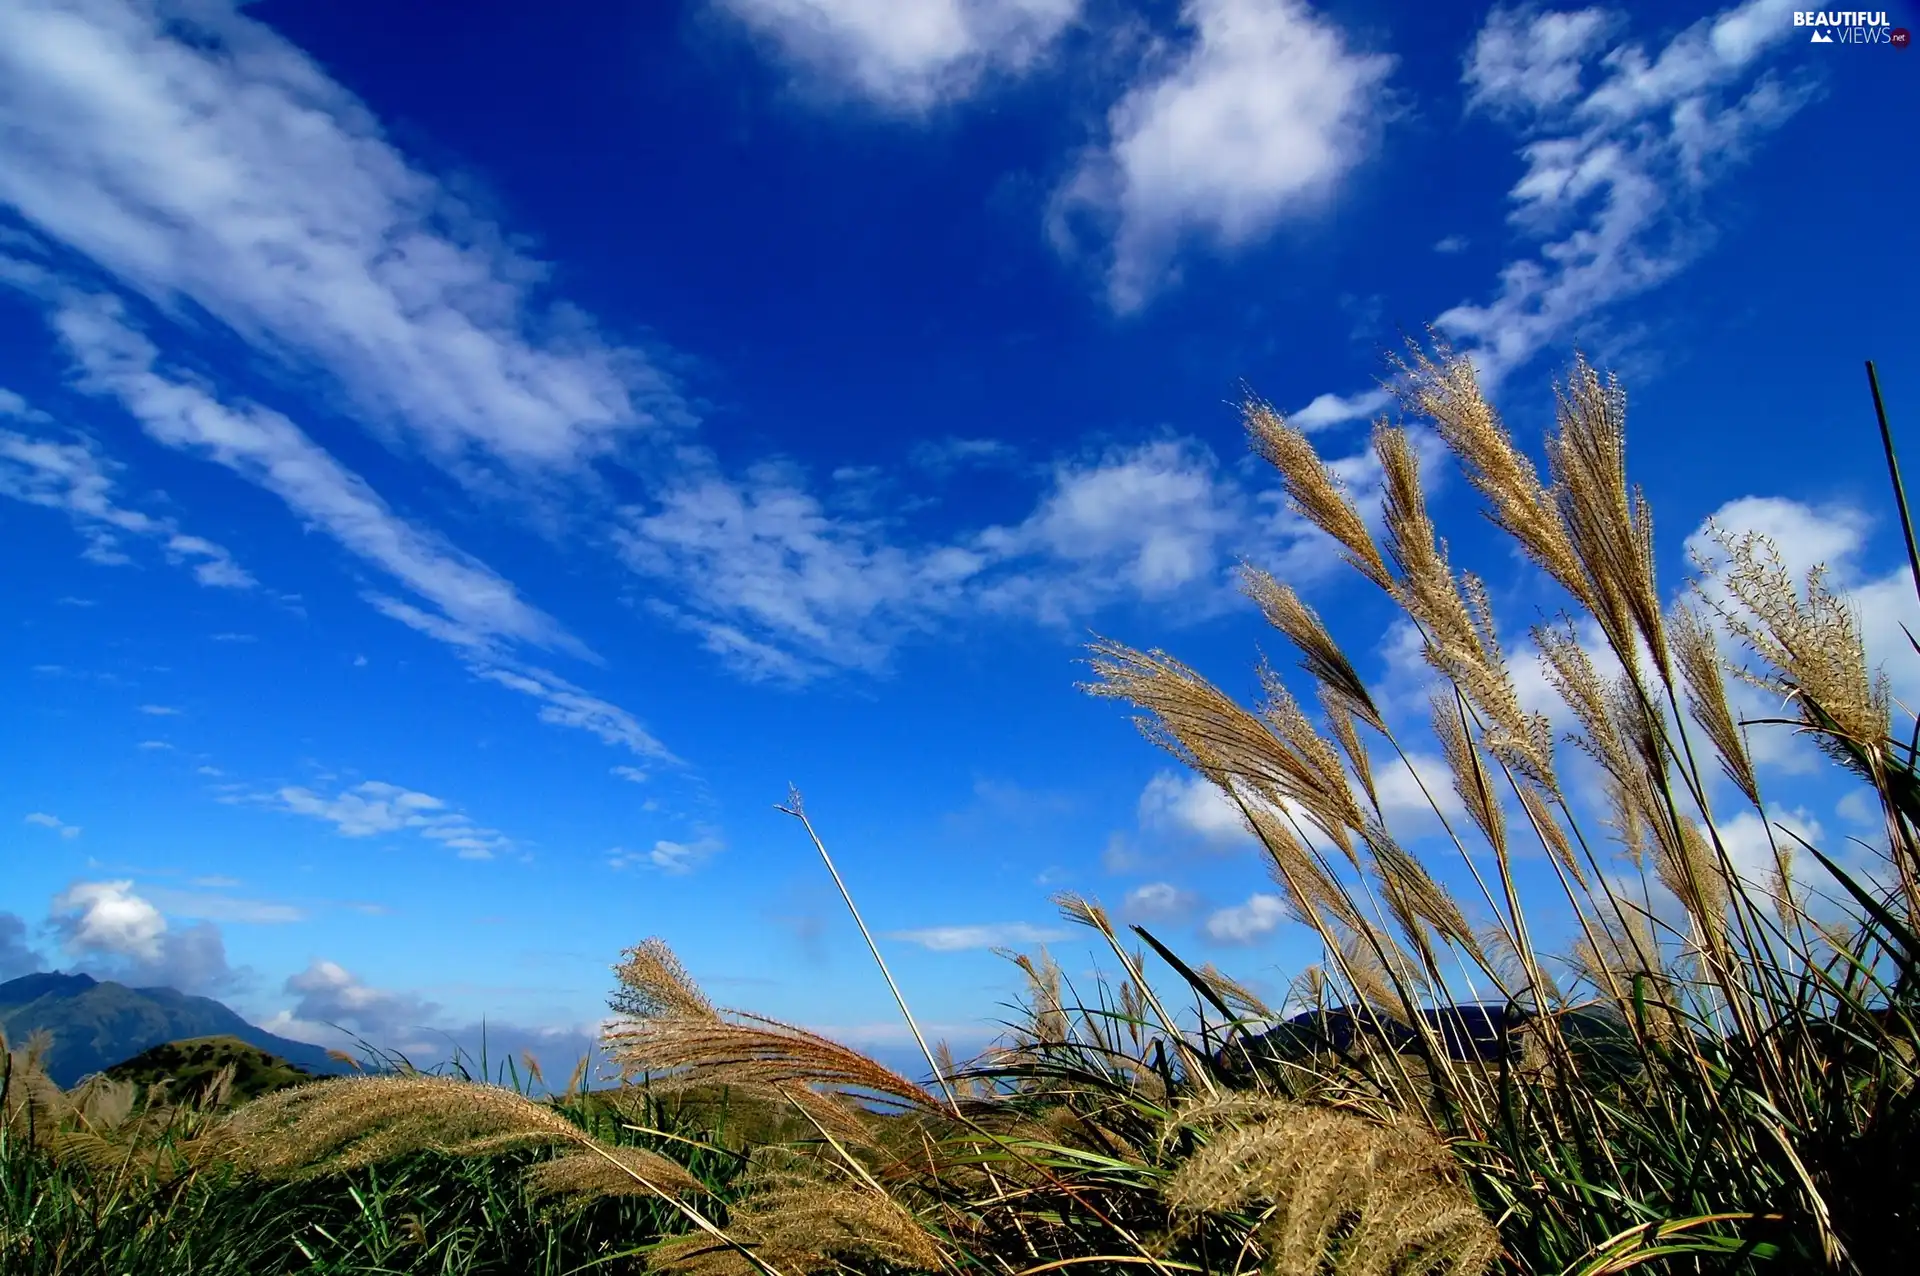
[1810,29,1834,42]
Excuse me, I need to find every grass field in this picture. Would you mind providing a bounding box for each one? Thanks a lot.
[6,348,1916,1275]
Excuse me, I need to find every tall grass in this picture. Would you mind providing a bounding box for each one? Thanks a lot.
[5,348,1914,1275]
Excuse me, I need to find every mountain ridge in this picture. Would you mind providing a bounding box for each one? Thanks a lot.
[0,970,354,1087]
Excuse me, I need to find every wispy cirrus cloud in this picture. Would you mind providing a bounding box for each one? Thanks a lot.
[885,921,1072,951]
[608,830,725,875]
[25,812,82,839]
[0,0,685,477]
[622,435,1366,682]
[1299,0,1811,417]
[258,780,512,861]
[1,389,251,587]
[28,292,671,759]
[0,1,677,760]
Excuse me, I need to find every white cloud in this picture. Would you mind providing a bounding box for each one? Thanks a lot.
[272,959,439,1041]
[1202,891,1287,943]
[266,780,510,859]
[24,811,81,839]
[985,440,1243,609]
[0,0,682,475]
[1370,749,1468,832]
[1433,234,1469,254]
[886,922,1073,951]
[139,703,180,716]
[1138,770,1256,848]
[46,296,574,652]
[611,765,649,784]
[623,435,1355,681]
[1441,0,1809,386]
[717,0,1080,111]
[1714,805,1823,891]
[1123,880,1201,923]
[610,831,725,875]
[263,959,605,1081]
[35,296,669,758]
[52,881,161,959]
[1297,0,1809,417]
[137,739,174,750]
[1463,6,1617,115]
[0,411,252,587]
[1288,389,1391,432]
[48,878,237,992]
[1051,0,1393,312]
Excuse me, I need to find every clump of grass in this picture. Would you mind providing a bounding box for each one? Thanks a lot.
[1081,344,1920,1273]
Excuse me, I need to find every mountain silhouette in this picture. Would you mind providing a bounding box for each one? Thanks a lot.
[0,971,353,1088]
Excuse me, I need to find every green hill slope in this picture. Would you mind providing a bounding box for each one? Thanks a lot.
[0,972,353,1087]
[100,1034,319,1104]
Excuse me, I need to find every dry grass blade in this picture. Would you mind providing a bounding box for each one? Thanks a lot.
[1162,1097,1499,1276]
[1397,337,1587,609]
[1672,603,1761,807]
[1375,423,1556,792]
[1243,564,1383,730]
[222,1074,699,1193]
[651,1161,945,1276]
[1705,528,1892,761]
[605,1014,936,1120]
[1083,640,1359,853]
[1245,398,1394,590]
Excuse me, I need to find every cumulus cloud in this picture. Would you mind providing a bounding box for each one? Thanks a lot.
[717,0,1080,111]
[47,879,238,993]
[1137,771,1251,848]
[1122,881,1202,923]
[885,922,1072,951]
[1202,892,1287,944]
[264,780,511,860]
[1051,0,1393,312]
[0,912,45,980]
[263,958,605,1081]
[276,959,441,1041]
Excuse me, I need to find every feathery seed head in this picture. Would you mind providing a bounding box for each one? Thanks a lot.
[1245,398,1394,591]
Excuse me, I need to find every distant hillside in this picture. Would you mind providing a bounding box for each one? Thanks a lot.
[101,1034,320,1104]
[0,972,354,1088]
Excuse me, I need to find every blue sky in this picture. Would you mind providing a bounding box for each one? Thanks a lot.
[2,0,1917,1077]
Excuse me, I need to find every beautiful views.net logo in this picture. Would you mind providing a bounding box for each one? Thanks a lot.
[1794,10,1911,44]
